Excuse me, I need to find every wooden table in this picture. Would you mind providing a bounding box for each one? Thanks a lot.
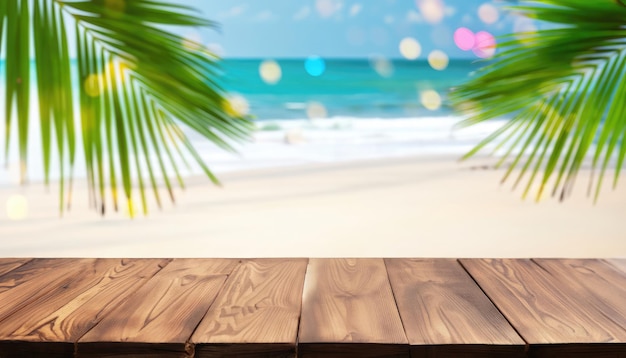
[0,258,624,357]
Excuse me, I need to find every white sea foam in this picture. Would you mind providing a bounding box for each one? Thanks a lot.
[189,116,508,173]
[0,114,508,187]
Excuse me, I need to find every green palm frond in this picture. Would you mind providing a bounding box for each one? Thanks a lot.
[451,0,626,202]
[1,0,254,216]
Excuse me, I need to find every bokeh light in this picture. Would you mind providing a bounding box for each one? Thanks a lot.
[84,74,101,97]
[514,17,537,33]
[420,90,442,111]
[399,37,421,60]
[307,101,328,119]
[259,60,282,85]
[457,100,479,115]
[454,27,475,51]
[206,43,225,57]
[124,199,137,219]
[473,31,496,58]
[478,3,499,24]
[112,60,134,85]
[316,0,342,18]
[370,56,394,78]
[428,50,449,71]
[305,56,326,77]
[513,16,537,45]
[224,94,250,117]
[6,162,21,184]
[182,31,203,52]
[417,0,445,24]
[6,194,28,221]
[350,3,362,16]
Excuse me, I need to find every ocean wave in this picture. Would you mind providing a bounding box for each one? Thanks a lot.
[0,114,509,187]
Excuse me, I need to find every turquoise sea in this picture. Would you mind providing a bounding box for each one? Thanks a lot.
[219,58,481,120]
[0,58,480,120]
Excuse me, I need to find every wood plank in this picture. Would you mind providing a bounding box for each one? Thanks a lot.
[0,259,170,358]
[607,259,626,274]
[0,258,31,277]
[77,258,239,357]
[298,258,409,358]
[192,259,308,358]
[533,259,626,328]
[385,259,525,358]
[461,259,626,357]
[0,258,97,324]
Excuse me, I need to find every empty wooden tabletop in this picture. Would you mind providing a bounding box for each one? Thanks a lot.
[0,258,623,358]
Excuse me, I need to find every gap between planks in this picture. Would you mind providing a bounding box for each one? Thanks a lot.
[184,259,245,357]
[460,258,626,357]
[456,258,530,348]
[191,258,308,357]
[386,258,526,357]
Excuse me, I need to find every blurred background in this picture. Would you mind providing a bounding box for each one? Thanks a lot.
[5,0,624,258]
[178,0,523,172]
[0,0,537,184]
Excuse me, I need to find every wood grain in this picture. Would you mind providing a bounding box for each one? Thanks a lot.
[0,259,169,353]
[461,259,626,356]
[0,258,31,277]
[192,259,308,358]
[607,259,626,274]
[385,259,525,357]
[77,258,239,357]
[533,259,626,329]
[0,258,624,357]
[298,258,409,358]
[0,258,97,324]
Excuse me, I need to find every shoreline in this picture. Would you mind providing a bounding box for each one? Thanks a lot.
[0,115,504,188]
[1,155,625,258]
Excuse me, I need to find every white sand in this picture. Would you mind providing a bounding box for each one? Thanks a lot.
[1,155,625,258]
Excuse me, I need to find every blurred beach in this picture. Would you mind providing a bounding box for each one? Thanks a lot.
[2,155,626,258]
[1,57,625,258]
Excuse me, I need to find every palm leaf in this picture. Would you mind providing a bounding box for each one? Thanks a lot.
[1,0,254,216]
[451,0,626,202]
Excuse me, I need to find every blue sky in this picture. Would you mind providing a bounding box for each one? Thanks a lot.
[180,0,520,59]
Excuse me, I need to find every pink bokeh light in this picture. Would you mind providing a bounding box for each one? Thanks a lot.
[454,28,497,59]
[453,27,475,51]
[473,31,496,58]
